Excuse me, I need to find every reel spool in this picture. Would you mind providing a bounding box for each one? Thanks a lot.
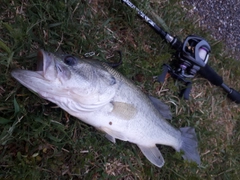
[177,35,211,78]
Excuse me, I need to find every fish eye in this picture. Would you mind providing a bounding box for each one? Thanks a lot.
[64,55,77,66]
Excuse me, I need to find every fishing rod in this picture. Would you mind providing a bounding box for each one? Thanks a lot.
[121,0,240,103]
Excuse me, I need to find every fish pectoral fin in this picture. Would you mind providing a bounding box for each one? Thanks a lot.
[137,145,165,168]
[110,101,137,120]
[105,134,116,143]
[148,96,172,120]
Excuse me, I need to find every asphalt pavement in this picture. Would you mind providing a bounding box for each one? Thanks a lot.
[181,0,240,60]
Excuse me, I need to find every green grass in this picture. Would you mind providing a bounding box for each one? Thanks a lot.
[1,0,240,179]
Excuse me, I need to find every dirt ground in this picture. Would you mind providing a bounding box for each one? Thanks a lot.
[181,0,240,60]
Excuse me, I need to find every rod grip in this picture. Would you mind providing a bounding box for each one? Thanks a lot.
[227,88,240,103]
[199,65,240,103]
[198,64,223,86]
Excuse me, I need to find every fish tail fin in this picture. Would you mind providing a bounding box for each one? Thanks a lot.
[179,127,200,165]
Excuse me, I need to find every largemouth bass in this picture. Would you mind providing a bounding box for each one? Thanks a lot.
[11,50,200,167]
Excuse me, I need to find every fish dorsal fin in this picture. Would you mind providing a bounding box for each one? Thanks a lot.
[110,102,137,120]
[137,145,165,168]
[148,96,172,120]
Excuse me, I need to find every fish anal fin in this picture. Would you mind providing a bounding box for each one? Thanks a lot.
[110,101,137,120]
[138,145,165,168]
[148,96,172,120]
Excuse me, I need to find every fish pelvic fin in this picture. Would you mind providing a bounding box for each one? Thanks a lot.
[137,145,164,168]
[179,127,200,165]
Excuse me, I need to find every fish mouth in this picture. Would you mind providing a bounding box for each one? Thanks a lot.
[11,49,57,80]
[11,49,58,96]
[36,50,56,76]
[36,49,46,72]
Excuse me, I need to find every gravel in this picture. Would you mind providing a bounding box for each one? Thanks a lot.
[181,0,240,60]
